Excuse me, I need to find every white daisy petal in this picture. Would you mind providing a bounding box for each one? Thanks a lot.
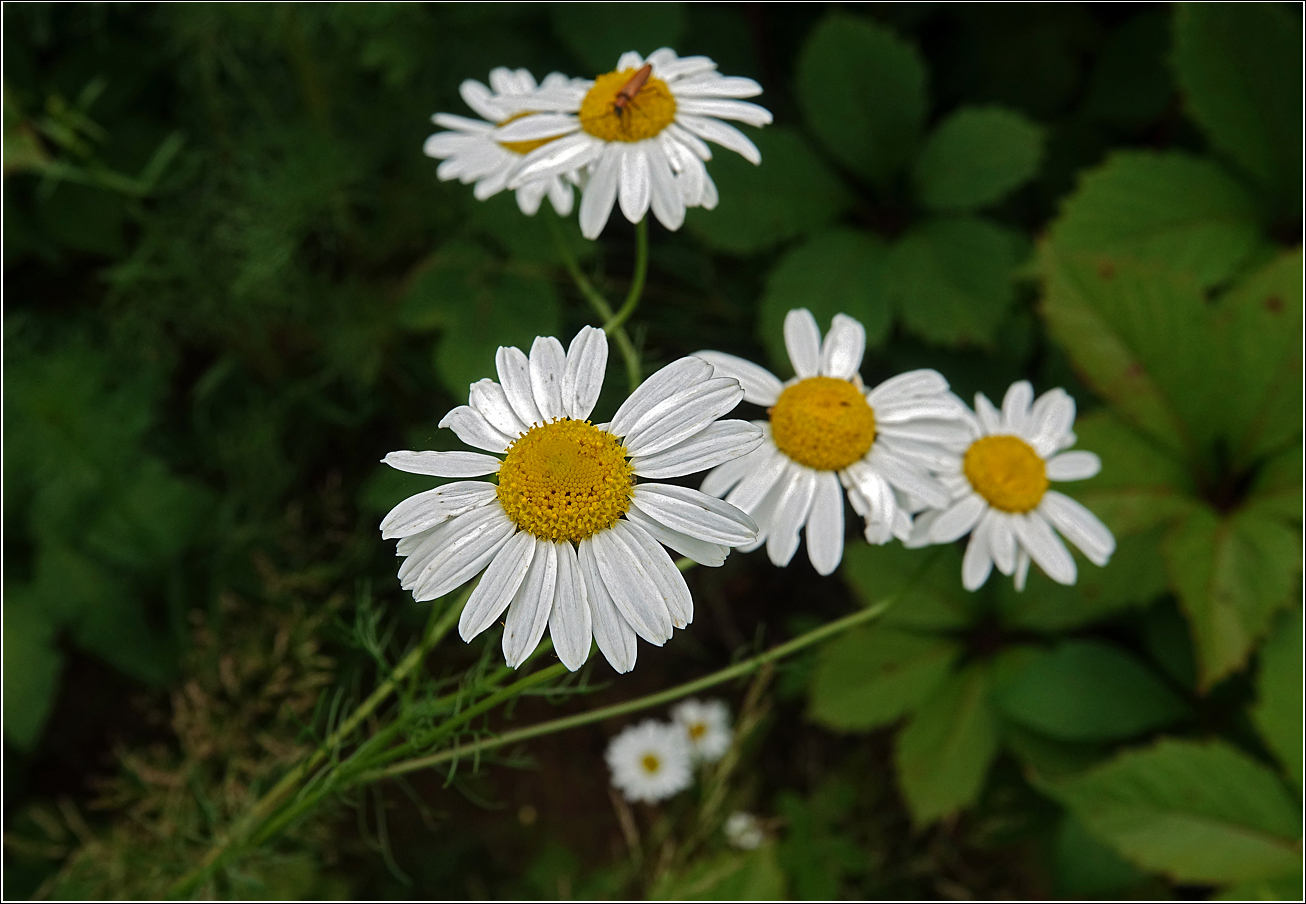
[563,325,608,421]
[820,314,866,380]
[515,179,549,216]
[1046,450,1101,482]
[783,308,822,379]
[700,432,769,497]
[618,144,653,223]
[724,442,789,514]
[408,505,517,602]
[866,369,950,408]
[974,392,1002,434]
[672,74,764,99]
[647,142,686,232]
[676,97,773,127]
[529,336,567,421]
[623,377,745,457]
[1039,491,1116,566]
[616,51,645,71]
[1012,511,1077,586]
[632,484,757,546]
[433,111,496,134]
[380,481,498,539]
[866,445,952,509]
[624,506,729,567]
[676,114,762,164]
[547,175,575,216]
[512,132,603,186]
[616,520,694,629]
[987,511,1017,575]
[657,55,718,81]
[1029,389,1077,456]
[438,405,513,453]
[1014,548,1031,591]
[591,526,673,644]
[493,113,579,142]
[579,538,638,673]
[382,450,501,477]
[496,346,544,427]
[928,492,987,544]
[459,530,536,641]
[549,541,593,671]
[502,539,559,668]
[458,79,501,121]
[1002,381,1035,435]
[962,523,995,591]
[767,464,817,567]
[579,144,623,240]
[806,471,845,576]
[610,356,714,437]
[632,420,764,479]
[469,379,529,439]
[693,351,783,406]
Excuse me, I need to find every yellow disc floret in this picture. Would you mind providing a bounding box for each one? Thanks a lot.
[641,754,661,774]
[770,377,877,471]
[963,435,1048,513]
[687,722,706,741]
[497,110,558,156]
[579,68,677,142]
[496,418,635,542]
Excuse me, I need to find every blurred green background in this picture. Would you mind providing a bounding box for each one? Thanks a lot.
[4,2,1301,899]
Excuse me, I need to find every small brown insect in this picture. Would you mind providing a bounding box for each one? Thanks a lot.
[612,63,652,115]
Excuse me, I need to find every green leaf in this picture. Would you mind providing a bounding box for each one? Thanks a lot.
[775,780,863,898]
[795,13,927,185]
[83,459,213,570]
[1043,739,1302,884]
[994,640,1188,741]
[550,3,685,75]
[1252,607,1303,793]
[1216,870,1304,902]
[1246,444,1303,526]
[889,216,1022,347]
[757,229,891,372]
[841,542,979,632]
[1046,151,1262,289]
[1213,249,1303,467]
[894,663,998,827]
[685,127,850,255]
[1173,2,1302,203]
[808,625,959,731]
[913,105,1044,211]
[649,845,786,901]
[1055,813,1146,897]
[1164,504,1302,688]
[2,587,64,751]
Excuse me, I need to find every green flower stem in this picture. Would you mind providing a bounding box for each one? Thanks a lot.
[365,565,928,785]
[546,214,643,392]
[164,586,470,899]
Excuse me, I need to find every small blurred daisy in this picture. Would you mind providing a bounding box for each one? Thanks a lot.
[908,381,1116,591]
[424,67,582,216]
[696,309,970,575]
[494,48,772,239]
[723,812,765,850]
[381,327,762,674]
[606,720,693,803]
[671,698,732,763]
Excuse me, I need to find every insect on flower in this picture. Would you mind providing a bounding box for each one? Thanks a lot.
[611,63,652,116]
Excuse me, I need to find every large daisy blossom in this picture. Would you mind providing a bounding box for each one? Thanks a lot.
[492,48,773,239]
[606,720,693,803]
[670,698,732,763]
[380,327,763,674]
[906,381,1116,591]
[423,67,582,216]
[695,309,971,576]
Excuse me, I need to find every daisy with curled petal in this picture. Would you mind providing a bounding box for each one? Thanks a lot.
[907,381,1117,591]
[695,309,971,576]
[606,720,693,804]
[670,698,732,763]
[423,67,583,216]
[380,326,763,674]
[492,47,772,239]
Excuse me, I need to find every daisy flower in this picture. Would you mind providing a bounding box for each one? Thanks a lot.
[606,719,693,804]
[907,381,1116,591]
[423,67,582,216]
[723,812,765,850]
[670,698,732,763]
[492,48,772,239]
[380,327,763,674]
[695,309,970,576]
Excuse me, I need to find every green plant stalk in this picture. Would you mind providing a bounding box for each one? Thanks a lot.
[164,586,471,899]
[367,568,926,784]
[607,217,648,332]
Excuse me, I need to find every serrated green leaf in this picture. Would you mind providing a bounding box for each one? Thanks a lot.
[551,3,685,75]
[685,127,849,255]
[809,625,959,731]
[1173,2,1302,204]
[649,845,786,901]
[889,216,1022,347]
[841,542,978,631]
[1164,504,1301,688]
[994,641,1188,741]
[913,105,1044,211]
[2,587,64,751]
[1246,444,1303,526]
[1047,151,1262,289]
[894,663,998,827]
[1043,739,1301,884]
[795,14,926,185]
[1055,813,1146,897]
[757,229,891,373]
[1252,607,1303,793]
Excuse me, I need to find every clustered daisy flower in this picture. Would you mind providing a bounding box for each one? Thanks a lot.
[606,698,734,803]
[381,327,762,674]
[670,698,732,763]
[723,812,766,850]
[427,49,771,238]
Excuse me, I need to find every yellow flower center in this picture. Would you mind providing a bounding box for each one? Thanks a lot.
[687,722,707,741]
[963,435,1048,513]
[497,110,558,156]
[579,68,677,142]
[641,753,661,774]
[496,418,635,542]
[770,377,877,471]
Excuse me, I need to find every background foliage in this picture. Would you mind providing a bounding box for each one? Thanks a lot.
[4,2,1301,899]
